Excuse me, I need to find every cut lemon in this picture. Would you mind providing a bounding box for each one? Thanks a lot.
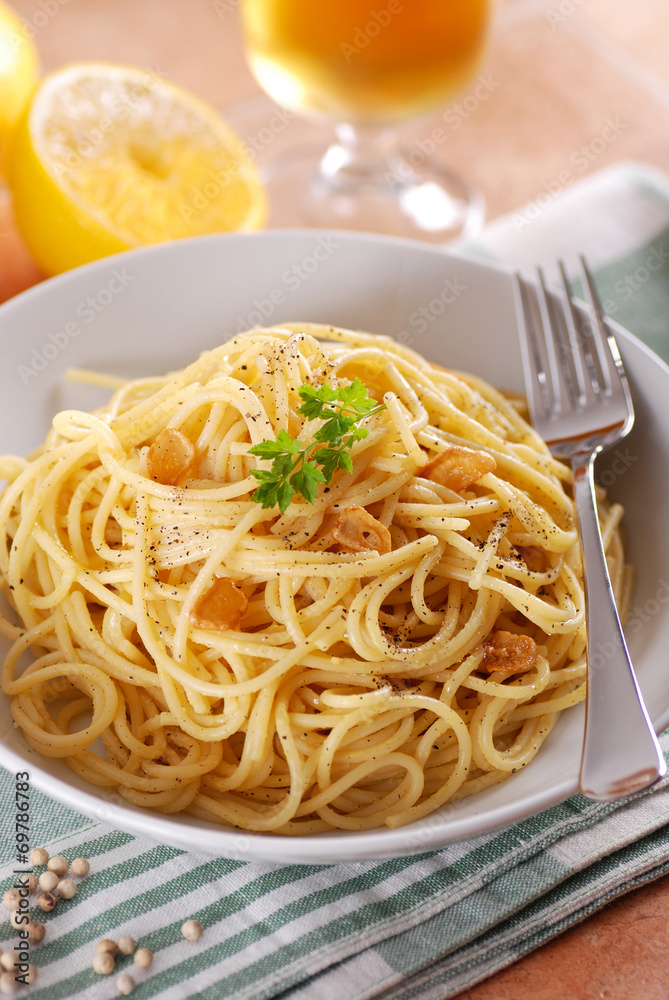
[8,62,266,275]
[0,0,39,169]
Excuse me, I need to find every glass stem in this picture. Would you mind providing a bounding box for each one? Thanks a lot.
[317,122,404,196]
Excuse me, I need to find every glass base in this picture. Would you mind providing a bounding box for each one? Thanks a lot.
[262,142,484,243]
[223,98,485,244]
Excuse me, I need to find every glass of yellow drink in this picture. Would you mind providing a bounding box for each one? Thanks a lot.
[241,0,491,240]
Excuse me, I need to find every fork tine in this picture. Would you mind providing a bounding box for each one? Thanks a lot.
[535,268,564,411]
[557,260,588,406]
[577,257,635,437]
[512,273,549,419]
[578,254,614,395]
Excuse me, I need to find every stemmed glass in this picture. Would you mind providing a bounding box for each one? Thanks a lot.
[240,0,491,242]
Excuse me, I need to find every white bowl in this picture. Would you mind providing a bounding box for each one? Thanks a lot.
[1,230,668,864]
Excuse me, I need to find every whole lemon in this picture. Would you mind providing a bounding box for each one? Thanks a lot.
[0,1,39,168]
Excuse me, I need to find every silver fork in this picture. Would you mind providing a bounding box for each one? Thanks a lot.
[513,257,666,801]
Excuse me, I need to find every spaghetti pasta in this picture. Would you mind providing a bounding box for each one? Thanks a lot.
[0,324,630,833]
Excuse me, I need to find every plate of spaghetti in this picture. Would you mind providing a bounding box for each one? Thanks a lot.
[1,231,668,863]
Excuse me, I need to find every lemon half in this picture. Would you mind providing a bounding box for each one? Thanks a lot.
[9,62,266,275]
[0,0,39,168]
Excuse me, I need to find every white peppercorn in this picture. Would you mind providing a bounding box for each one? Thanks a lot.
[117,973,135,995]
[26,875,37,894]
[57,878,77,899]
[0,971,17,994]
[29,848,48,866]
[47,855,68,876]
[97,939,117,956]
[92,952,115,975]
[38,871,58,893]
[133,947,153,968]
[27,920,45,943]
[2,889,21,911]
[117,935,136,956]
[181,919,203,941]
[0,954,13,973]
[70,857,90,877]
[37,891,58,912]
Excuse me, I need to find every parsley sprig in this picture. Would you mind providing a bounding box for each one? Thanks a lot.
[249,379,385,514]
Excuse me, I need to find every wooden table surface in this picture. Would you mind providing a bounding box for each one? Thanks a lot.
[1,1,669,996]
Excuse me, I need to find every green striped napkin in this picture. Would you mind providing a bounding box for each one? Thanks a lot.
[2,161,669,1000]
[1,740,669,1000]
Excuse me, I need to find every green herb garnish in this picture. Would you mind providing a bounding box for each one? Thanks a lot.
[249,378,385,514]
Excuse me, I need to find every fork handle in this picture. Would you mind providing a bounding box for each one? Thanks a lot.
[572,453,666,801]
